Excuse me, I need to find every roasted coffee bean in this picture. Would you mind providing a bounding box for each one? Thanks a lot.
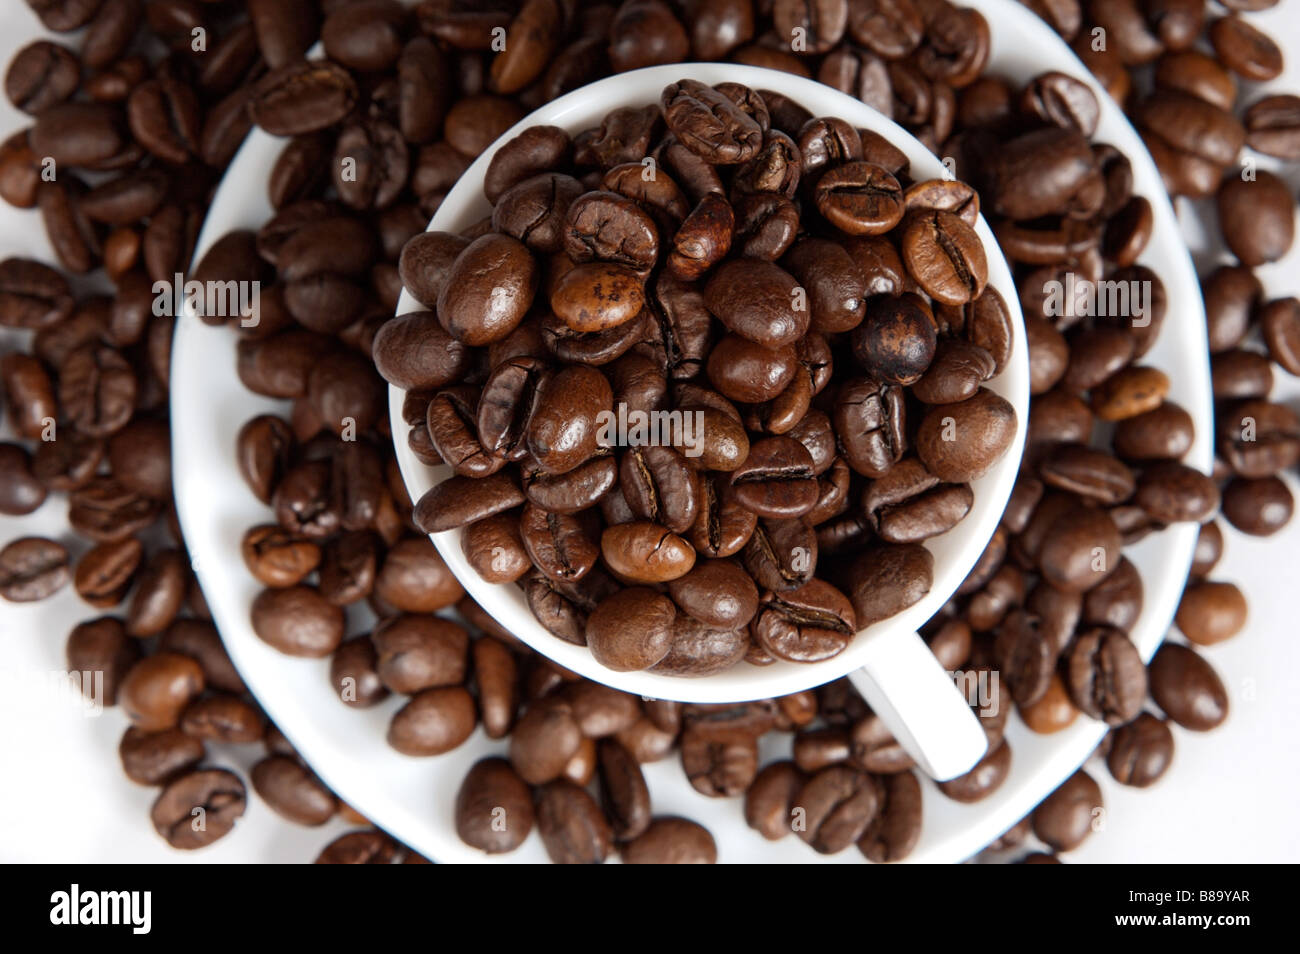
[118,651,205,732]
[742,517,817,592]
[250,585,345,658]
[329,636,388,709]
[994,610,1054,707]
[858,769,923,862]
[119,726,204,787]
[150,768,246,850]
[1,353,57,440]
[936,738,1011,803]
[596,739,652,841]
[793,765,881,854]
[862,457,973,543]
[1082,556,1143,631]
[1066,625,1147,726]
[456,758,534,853]
[1209,14,1283,81]
[372,615,468,694]
[236,415,295,509]
[67,616,140,706]
[815,161,905,236]
[249,60,359,137]
[1106,713,1174,788]
[680,725,758,797]
[508,695,584,784]
[619,817,716,864]
[1133,462,1221,524]
[0,443,47,516]
[1216,171,1294,267]
[1019,673,1080,735]
[314,830,400,864]
[1032,769,1102,852]
[667,559,758,631]
[158,619,244,695]
[535,778,614,864]
[388,686,477,756]
[1039,444,1135,504]
[1221,475,1293,536]
[251,755,336,826]
[1176,580,1247,646]
[5,40,79,115]
[745,760,804,840]
[585,587,676,671]
[661,79,763,164]
[916,387,1016,482]
[0,536,70,602]
[1149,642,1228,731]
[179,694,264,745]
[848,543,932,628]
[704,258,807,348]
[125,548,187,637]
[1113,403,1195,460]
[1203,265,1261,353]
[1244,94,1300,160]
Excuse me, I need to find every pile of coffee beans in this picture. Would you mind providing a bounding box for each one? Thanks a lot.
[3,0,1295,863]
[387,82,1016,677]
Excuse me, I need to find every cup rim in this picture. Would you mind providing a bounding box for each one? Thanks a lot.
[389,62,1031,704]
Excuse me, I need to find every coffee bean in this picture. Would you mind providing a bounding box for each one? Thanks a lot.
[314,830,401,864]
[858,769,923,862]
[848,543,932,627]
[250,585,345,658]
[118,726,204,786]
[372,615,468,694]
[251,755,336,826]
[1066,625,1147,726]
[179,694,264,745]
[151,768,246,849]
[916,387,1017,482]
[1221,475,1293,536]
[1106,713,1174,788]
[937,738,1011,802]
[456,757,534,853]
[704,258,807,347]
[661,79,763,164]
[1176,580,1247,646]
[249,60,359,136]
[793,765,881,854]
[375,537,464,613]
[158,619,244,695]
[1209,14,1283,81]
[816,161,905,236]
[75,536,142,607]
[118,651,205,731]
[388,686,477,756]
[1216,171,1294,267]
[535,778,613,864]
[1019,673,1080,734]
[67,616,140,706]
[1134,462,1221,524]
[0,536,70,602]
[1244,94,1300,159]
[1032,769,1102,852]
[621,816,717,863]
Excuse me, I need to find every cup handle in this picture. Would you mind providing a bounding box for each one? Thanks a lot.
[847,627,988,781]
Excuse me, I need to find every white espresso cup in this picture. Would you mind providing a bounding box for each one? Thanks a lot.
[390,64,1030,781]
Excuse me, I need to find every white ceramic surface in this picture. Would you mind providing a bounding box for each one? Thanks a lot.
[388,63,1024,785]
[169,0,1211,863]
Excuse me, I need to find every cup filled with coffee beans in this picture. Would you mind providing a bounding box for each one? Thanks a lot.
[382,64,1030,779]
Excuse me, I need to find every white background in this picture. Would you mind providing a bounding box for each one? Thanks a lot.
[1,3,1298,863]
